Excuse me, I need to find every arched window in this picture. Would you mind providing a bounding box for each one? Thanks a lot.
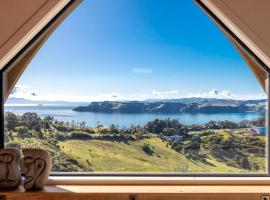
[2,0,269,175]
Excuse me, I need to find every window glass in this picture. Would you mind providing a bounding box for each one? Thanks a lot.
[4,0,268,174]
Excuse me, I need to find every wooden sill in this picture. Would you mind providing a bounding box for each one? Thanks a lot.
[1,185,270,200]
[47,176,270,185]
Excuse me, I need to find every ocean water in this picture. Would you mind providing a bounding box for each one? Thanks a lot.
[4,105,263,127]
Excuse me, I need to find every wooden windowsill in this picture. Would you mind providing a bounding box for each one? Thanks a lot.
[1,185,270,194]
[47,176,270,185]
[1,185,270,200]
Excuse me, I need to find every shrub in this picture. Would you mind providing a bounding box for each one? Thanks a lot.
[21,112,42,131]
[99,128,110,134]
[54,131,67,141]
[66,158,79,165]
[142,144,154,156]
[31,130,44,139]
[239,157,250,169]
[15,126,32,138]
[70,131,91,139]
[163,128,176,136]
[185,142,201,151]
[5,112,18,130]
[83,128,95,134]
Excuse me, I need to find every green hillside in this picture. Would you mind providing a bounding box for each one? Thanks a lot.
[59,137,242,173]
[4,112,266,174]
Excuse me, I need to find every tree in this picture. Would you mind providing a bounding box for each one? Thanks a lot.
[109,124,119,134]
[15,126,31,138]
[21,112,42,131]
[96,124,104,132]
[5,112,18,130]
[163,128,176,136]
[31,130,44,139]
[99,128,110,134]
[239,120,251,128]
[79,122,86,129]
[145,119,166,134]
[204,120,219,129]
[218,120,238,129]
[188,124,203,131]
[42,115,54,129]
[251,117,265,126]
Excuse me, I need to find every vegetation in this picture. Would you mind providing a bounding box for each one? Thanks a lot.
[4,112,266,173]
[73,98,266,113]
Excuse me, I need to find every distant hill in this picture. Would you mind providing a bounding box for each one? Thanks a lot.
[73,98,266,114]
[5,97,87,106]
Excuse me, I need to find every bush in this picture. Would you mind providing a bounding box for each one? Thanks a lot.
[5,112,18,130]
[170,141,183,152]
[99,128,110,134]
[66,158,79,165]
[15,126,32,138]
[21,112,42,131]
[142,144,154,156]
[238,157,250,169]
[185,142,201,151]
[163,128,176,136]
[83,128,95,134]
[70,131,92,139]
[54,131,68,141]
[31,130,44,139]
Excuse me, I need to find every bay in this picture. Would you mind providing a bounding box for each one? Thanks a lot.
[4,105,263,127]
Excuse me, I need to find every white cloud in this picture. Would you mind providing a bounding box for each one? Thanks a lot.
[9,85,266,102]
[152,90,179,96]
[10,85,40,99]
[187,89,266,100]
[188,89,233,99]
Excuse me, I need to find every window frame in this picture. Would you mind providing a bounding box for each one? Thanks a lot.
[1,0,270,178]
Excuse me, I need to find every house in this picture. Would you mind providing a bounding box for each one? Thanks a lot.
[191,135,201,142]
[169,135,183,143]
[249,126,266,135]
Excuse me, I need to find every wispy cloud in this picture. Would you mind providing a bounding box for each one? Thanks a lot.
[9,85,266,102]
[186,89,266,100]
[187,89,233,99]
[10,85,40,99]
[150,90,180,99]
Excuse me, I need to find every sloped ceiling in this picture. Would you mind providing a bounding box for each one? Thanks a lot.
[0,0,73,71]
[197,0,270,93]
[0,0,81,100]
[200,0,270,69]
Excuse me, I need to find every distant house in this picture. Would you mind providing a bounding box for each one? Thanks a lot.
[169,135,183,143]
[249,126,266,135]
[191,135,201,142]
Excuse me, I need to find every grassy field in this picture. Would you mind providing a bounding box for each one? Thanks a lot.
[5,112,266,173]
[8,131,266,173]
[59,136,246,173]
[8,130,266,173]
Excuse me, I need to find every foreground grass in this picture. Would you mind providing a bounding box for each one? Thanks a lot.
[59,137,243,173]
[7,129,266,173]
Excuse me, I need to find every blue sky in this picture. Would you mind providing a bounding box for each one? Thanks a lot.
[10,0,266,102]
